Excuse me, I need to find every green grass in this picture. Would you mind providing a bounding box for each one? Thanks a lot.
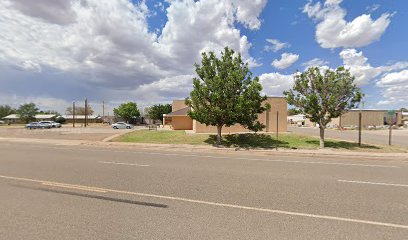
[114,130,402,152]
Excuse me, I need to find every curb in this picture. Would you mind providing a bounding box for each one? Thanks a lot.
[89,141,408,159]
[1,137,407,159]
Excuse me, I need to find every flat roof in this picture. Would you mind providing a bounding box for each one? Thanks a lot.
[61,115,101,119]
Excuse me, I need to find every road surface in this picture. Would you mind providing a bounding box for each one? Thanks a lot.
[289,126,408,147]
[0,142,407,239]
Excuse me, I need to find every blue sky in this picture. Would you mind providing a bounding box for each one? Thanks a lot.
[0,0,407,114]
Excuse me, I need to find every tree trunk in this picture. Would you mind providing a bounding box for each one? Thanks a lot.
[216,125,223,146]
[319,126,325,148]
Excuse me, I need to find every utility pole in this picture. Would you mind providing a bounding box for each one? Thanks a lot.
[84,98,88,127]
[102,101,105,119]
[72,101,75,128]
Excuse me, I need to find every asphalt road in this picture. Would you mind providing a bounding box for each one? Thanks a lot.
[0,143,408,239]
[289,126,408,147]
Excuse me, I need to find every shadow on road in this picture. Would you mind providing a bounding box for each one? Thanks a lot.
[12,184,168,208]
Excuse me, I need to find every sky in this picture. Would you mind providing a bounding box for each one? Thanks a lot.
[0,0,407,115]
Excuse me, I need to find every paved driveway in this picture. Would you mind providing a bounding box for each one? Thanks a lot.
[0,125,142,141]
[289,126,408,147]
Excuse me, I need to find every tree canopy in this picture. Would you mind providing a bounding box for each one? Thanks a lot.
[284,67,362,148]
[0,105,16,119]
[288,108,301,116]
[113,102,140,123]
[186,47,268,145]
[17,103,39,123]
[148,104,172,122]
[66,105,94,115]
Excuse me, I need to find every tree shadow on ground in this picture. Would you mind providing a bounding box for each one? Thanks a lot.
[305,139,380,150]
[205,133,290,149]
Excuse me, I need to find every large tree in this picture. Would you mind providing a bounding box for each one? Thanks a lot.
[186,47,269,145]
[284,67,362,148]
[17,103,39,123]
[113,102,140,123]
[148,104,172,122]
[0,105,16,119]
[66,105,94,115]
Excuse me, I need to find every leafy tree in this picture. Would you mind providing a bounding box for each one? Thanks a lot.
[38,110,60,115]
[66,106,94,115]
[113,102,140,123]
[17,103,39,123]
[0,105,16,119]
[186,47,269,145]
[284,67,362,148]
[288,108,301,116]
[148,104,172,122]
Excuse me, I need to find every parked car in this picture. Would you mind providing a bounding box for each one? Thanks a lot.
[0,120,5,124]
[26,122,40,129]
[111,122,134,129]
[39,121,61,128]
[38,122,52,129]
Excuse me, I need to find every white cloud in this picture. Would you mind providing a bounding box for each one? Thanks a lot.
[134,75,194,102]
[377,70,408,86]
[0,0,266,108]
[10,0,77,25]
[271,53,299,69]
[264,38,290,52]
[303,0,391,48]
[338,49,408,107]
[366,4,380,13]
[0,93,71,113]
[259,72,294,96]
[232,0,267,30]
[339,49,408,85]
[302,58,329,70]
[376,70,408,106]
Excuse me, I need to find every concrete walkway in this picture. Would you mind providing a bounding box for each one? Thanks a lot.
[289,126,408,147]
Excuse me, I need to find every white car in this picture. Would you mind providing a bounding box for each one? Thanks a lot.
[111,122,134,129]
[39,121,61,128]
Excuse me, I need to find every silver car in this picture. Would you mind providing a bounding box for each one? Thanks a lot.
[26,122,40,129]
[39,121,61,128]
[111,122,134,129]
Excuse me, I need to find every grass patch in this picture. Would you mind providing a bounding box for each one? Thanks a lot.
[116,130,209,145]
[114,130,402,152]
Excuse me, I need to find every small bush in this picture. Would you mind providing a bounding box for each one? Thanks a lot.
[55,116,66,124]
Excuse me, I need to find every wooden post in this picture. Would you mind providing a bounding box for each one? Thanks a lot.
[388,115,392,145]
[84,98,88,127]
[358,112,362,146]
[276,111,279,149]
[72,101,75,128]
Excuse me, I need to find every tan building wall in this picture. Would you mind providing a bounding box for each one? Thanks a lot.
[171,116,193,130]
[172,100,187,112]
[339,110,386,127]
[193,97,287,133]
[396,112,403,126]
